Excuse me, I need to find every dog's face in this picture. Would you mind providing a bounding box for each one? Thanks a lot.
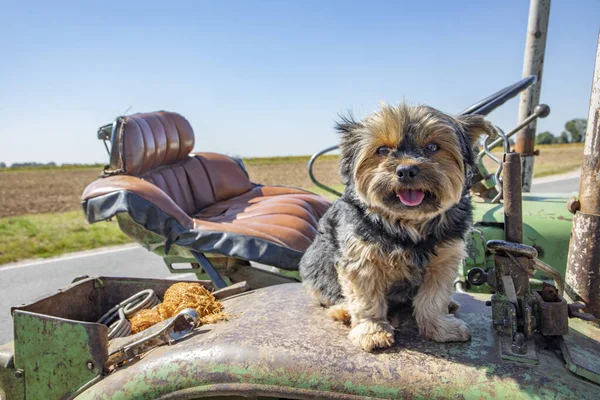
[338,104,497,221]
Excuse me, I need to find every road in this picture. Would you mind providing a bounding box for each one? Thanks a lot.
[0,245,196,344]
[0,174,581,344]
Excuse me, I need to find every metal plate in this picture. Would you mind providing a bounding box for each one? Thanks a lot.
[561,318,600,384]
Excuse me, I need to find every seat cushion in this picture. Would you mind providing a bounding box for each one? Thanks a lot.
[193,186,331,254]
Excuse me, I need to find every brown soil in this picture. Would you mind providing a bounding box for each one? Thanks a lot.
[0,160,342,218]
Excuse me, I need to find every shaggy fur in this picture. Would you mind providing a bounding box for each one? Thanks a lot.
[299,103,497,352]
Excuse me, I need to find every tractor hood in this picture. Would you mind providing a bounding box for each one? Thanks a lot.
[76,283,599,399]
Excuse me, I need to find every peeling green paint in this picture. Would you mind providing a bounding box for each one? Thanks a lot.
[13,311,105,399]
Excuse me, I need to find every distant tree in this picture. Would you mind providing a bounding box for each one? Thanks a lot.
[0,162,5,168]
[535,131,556,145]
[557,131,570,144]
[565,119,587,143]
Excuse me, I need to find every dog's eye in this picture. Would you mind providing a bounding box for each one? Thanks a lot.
[425,143,439,153]
[376,146,391,156]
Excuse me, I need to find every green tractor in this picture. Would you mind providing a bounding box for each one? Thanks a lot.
[1,37,600,400]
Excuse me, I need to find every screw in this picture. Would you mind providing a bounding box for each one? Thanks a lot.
[14,369,23,378]
[87,362,94,370]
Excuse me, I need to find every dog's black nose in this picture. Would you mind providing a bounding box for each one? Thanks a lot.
[396,165,420,181]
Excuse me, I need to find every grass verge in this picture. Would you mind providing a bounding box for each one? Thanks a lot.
[0,211,131,265]
[482,143,583,178]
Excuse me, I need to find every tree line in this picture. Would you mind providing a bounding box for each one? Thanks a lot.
[536,118,587,145]
[0,162,103,169]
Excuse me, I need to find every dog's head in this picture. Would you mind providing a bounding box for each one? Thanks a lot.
[338,103,497,221]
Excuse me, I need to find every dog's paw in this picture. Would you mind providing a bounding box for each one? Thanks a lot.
[420,314,471,342]
[349,321,395,352]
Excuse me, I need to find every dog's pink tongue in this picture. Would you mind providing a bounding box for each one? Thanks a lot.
[397,189,425,206]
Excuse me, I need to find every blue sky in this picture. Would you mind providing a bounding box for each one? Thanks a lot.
[0,0,598,165]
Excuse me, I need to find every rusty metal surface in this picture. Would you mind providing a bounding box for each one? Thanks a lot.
[561,318,600,384]
[502,152,523,243]
[578,32,600,215]
[515,0,551,191]
[565,32,600,318]
[533,290,568,336]
[76,283,600,399]
[566,212,600,317]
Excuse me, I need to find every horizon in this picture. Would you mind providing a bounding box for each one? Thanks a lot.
[1,1,599,165]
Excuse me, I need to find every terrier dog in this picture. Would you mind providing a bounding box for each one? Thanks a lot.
[299,103,497,352]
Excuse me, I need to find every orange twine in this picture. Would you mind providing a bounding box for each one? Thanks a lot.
[129,282,229,334]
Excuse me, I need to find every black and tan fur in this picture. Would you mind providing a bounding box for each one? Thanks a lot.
[299,103,497,352]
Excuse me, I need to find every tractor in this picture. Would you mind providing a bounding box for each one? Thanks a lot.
[1,33,599,400]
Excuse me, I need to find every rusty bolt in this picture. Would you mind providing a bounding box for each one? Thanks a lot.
[14,369,24,378]
[87,362,94,370]
[567,197,581,214]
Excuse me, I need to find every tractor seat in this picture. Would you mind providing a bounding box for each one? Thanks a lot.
[82,111,331,270]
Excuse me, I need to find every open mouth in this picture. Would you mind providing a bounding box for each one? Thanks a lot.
[395,189,426,207]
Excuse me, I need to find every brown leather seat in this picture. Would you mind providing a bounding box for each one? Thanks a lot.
[82,111,331,269]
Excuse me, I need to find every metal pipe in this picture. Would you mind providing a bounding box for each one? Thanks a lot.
[578,35,600,215]
[503,152,523,243]
[565,32,600,317]
[515,0,551,192]
[478,104,550,158]
[307,145,343,197]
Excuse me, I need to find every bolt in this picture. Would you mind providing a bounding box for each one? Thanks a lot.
[567,197,581,214]
[14,369,23,378]
[511,332,528,355]
[87,362,94,370]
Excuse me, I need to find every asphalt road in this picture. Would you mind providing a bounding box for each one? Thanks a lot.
[0,245,196,344]
[531,176,580,194]
[0,175,581,345]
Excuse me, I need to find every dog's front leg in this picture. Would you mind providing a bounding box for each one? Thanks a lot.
[338,267,395,352]
[413,240,471,342]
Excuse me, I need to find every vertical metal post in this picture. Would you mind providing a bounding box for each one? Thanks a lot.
[565,32,600,317]
[515,0,551,192]
[503,153,523,244]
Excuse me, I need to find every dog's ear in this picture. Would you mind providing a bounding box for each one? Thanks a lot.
[457,114,498,145]
[336,114,364,184]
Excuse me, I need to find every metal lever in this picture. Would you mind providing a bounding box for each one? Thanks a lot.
[107,308,200,367]
[478,104,550,203]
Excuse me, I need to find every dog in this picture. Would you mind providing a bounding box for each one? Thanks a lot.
[299,103,497,352]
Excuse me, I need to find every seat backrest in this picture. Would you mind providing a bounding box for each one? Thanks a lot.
[106,111,253,215]
[107,111,195,176]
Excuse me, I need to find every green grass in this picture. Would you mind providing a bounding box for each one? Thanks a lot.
[0,211,131,264]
